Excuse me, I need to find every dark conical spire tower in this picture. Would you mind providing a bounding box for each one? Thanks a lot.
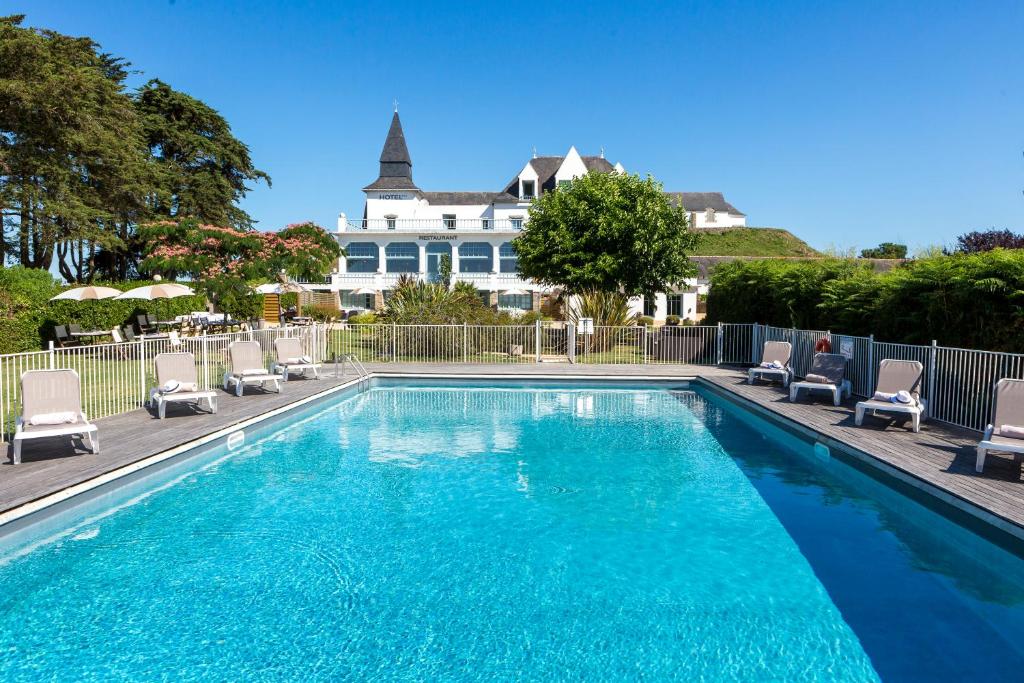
[364,111,418,191]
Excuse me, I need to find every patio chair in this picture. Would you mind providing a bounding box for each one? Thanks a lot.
[149,352,218,419]
[976,378,1024,473]
[271,337,321,381]
[223,340,282,397]
[854,359,928,433]
[68,323,83,335]
[137,314,156,334]
[122,326,137,342]
[789,353,851,406]
[747,341,793,387]
[11,369,98,464]
[54,325,80,348]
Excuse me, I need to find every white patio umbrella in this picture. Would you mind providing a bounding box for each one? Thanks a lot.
[254,281,310,316]
[500,288,529,296]
[113,283,195,300]
[114,283,196,324]
[254,282,310,295]
[352,287,377,295]
[49,286,122,301]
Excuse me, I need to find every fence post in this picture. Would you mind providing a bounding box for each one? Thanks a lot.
[642,325,649,365]
[201,335,210,390]
[567,323,576,364]
[928,339,938,404]
[463,323,468,364]
[139,339,148,406]
[392,323,397,362]
[535,320,542,363]
[867,334,875,395]
[716,322,724,365]
[48,340,55,369]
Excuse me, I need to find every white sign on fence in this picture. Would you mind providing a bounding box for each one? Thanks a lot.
[839,339,854,359]
[578,318,594,335]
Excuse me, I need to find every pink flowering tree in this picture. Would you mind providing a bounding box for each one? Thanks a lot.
[138,218,341,318]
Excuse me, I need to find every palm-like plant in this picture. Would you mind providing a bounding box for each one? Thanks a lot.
[566,289,635,327]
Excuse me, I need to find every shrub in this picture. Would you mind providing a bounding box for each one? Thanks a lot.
[636,316,655,327]
[707,251,1024,352]
[347,312,378,325]
[665,315,680,326]
[306,303,339,322]
[0,267,61,352]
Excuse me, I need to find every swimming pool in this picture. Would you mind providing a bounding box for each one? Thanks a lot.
[2,380,1023,681]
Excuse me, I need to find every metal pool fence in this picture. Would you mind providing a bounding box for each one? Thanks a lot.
[0,321,1021,436]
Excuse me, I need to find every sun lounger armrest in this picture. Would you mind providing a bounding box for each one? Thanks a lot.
[984,424,994,440]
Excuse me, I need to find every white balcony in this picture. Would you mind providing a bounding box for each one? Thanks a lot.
[326,271,543,293]
[342,219,523,232]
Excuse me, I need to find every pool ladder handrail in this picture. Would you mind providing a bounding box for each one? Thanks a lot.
[341,354,370,388]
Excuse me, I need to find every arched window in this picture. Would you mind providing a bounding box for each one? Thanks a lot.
[345,242,379,273]
[385,242,419,273]
[458,242,493,273]
[499,242,518,273]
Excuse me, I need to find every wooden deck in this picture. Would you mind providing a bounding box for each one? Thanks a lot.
[2,363,1021,539]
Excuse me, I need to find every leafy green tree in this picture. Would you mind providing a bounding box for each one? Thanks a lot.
[513,172,699,298]
[136,79,270,230]
[1,17,269,281]
[860,242,907,259]
[0,15,151,277]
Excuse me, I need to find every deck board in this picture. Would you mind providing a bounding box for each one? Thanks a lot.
[2,364,1022,536]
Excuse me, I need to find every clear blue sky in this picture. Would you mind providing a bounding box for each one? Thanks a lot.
[20,0,1024,252]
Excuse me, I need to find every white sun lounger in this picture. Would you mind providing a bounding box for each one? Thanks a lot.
[789,353,851,407]
[976,378,1024,473]
[223,341,282,397]
[271,337,321,381]
[12,369,98,464]
[748,341,793,387]
[854,359,928,433]
[149,352,219,419]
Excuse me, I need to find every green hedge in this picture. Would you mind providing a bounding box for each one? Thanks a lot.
[0,267,207,353]
[706,250,1024,352]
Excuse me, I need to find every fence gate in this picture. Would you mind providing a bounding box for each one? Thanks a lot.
[538,322,570,362]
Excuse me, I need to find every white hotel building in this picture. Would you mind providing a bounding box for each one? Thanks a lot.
[320,112,746,320]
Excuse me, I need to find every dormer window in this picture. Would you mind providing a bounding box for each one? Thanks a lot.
[443,214,456,229]
[385,214,397,229]
[521,180,535,200]
[557,179,571,190]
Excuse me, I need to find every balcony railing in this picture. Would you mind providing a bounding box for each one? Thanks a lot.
[343,219,523,232]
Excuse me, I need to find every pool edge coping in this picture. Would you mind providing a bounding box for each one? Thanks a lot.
[3,370,1021,548]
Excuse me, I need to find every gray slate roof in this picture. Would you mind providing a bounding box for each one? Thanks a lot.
[421,191,519,205]
[364,111,419,191]
[363,176,420,191]
[503,155,615,195]
[666,192,745,216]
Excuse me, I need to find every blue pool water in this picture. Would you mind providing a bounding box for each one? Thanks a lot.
[2,382,1024,681]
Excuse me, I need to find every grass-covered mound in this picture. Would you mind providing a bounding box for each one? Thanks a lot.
[691,227,819,257]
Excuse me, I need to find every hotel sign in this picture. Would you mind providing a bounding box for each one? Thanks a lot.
[377,193,411,200]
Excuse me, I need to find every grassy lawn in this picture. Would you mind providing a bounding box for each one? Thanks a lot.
[690,227,819,257]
